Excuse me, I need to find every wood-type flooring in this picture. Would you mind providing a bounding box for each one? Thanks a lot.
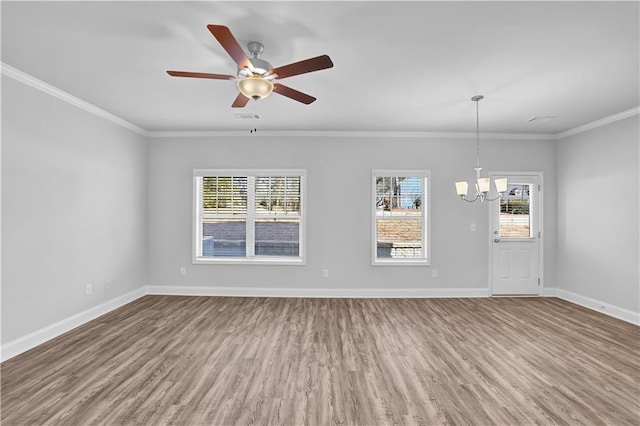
[1,296,639,425]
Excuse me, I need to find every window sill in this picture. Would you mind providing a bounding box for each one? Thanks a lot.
[372,259,430,266]
[194,256,305,266]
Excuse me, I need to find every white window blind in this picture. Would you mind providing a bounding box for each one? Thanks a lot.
[254,176,302,257]
[194,170,305,264]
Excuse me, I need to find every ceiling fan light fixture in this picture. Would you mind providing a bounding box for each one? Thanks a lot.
[237,75,274,100]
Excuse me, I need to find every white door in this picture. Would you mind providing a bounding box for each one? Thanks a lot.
[490,173,542,295]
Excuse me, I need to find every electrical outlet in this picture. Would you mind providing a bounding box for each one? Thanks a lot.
[432,269,438,278]
[470,223,477,232]
[104,280,111,289]
[85,283,92,296]
[180,267,186,276]
[322,269,329,278]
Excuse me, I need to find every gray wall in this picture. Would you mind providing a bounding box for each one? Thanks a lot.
[4,67,638,347]
[557,115,639,312]
[1,76,148,343]
[147,135,557,292]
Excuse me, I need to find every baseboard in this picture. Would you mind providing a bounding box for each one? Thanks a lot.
[544,287,639,325]
[146,285,491,299]
[12,285,632,362]
[0,285,488,362]
[1,287,147,362]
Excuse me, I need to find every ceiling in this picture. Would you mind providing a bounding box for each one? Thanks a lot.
[2,1,638,135]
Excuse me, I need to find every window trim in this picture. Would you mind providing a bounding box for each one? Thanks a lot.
[193,169,306,265]
[371,169,431,266]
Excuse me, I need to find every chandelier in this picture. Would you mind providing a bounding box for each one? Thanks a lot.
[455,95,507,202]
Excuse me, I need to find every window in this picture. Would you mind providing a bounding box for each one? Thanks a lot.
[194,170,305,264]
[499,183,533,238]
[372,170,430,265]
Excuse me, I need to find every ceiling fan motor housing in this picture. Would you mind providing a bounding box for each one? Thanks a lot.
[237,41,274,77]
[239,57,273,77]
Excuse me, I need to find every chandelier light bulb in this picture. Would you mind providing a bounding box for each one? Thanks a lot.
[477,177,491,193]
[455,181,469,196]
[495,178,508,193]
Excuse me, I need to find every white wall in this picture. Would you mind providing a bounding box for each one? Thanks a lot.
[147,135,556,294]
[1,76,148,344]
[557,115,639,313]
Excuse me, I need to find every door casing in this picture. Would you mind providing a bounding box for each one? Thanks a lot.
[488,171,544,296]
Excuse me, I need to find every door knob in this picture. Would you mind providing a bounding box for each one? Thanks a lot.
[494,238,500,243]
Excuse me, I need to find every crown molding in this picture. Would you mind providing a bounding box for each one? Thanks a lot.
[3,62,636,141]
[555,106,640,140]
[1,62,149,137]
[146,130,557,140]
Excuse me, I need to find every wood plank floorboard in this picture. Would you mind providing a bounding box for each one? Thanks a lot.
[1,296,639,425]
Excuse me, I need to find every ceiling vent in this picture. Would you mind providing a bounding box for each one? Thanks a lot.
[232,113,260,120]
[528,116,556,123]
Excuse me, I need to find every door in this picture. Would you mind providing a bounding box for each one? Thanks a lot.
[490,173,541,295]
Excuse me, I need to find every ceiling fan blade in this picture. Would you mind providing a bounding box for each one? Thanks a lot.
[269,55,333,79]
[167,70,235,80]
[231,92,250,108]
[207,24,252,70]
[273,83,316,104]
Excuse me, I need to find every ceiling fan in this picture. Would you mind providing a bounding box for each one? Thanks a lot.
[167,24,334,108]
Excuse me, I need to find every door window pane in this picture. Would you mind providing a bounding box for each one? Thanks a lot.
[499,184,531,238]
